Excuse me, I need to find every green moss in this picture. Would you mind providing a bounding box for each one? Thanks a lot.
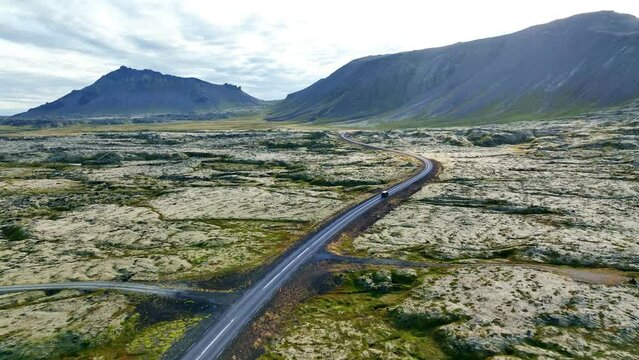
[1,224,29,241]
[273,170,384,188]
[0,331,92,360]
[258,131,336,151]
[417,196,560,215]
[262,268,448,359]
[68,296,211,359]
[125,316,204,359]
[167,219,312,281]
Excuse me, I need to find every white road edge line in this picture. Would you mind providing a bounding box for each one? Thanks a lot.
[263,246,311,289]
[195,318,236,360]
[261,195,372,291]
[184,134,434,360]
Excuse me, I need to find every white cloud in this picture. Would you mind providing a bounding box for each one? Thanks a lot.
[0,0,638,115]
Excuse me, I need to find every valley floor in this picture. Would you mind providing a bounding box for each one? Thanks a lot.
[260,116,639,359]
[0,128,414,358]
[0,114,637,359]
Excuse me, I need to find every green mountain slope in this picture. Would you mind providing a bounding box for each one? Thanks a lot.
[269,11,639,125]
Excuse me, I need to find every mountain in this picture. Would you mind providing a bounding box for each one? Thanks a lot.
[269,11,639,125]
[14,66,261,118]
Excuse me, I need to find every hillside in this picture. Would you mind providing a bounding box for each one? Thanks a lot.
[13,66,261,119]
[269,11,639,125]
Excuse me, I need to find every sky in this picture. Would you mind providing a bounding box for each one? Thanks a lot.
[1,0,638,115]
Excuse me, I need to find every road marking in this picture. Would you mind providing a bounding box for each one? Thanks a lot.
[262,201,368,290]
[186,134,435,360]
[194,318,236,360]
[263,247,311,289]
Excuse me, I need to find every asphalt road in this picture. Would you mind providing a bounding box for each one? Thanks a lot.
[0,281,237,304]
[181,132,435,360]
[0,281,185,296]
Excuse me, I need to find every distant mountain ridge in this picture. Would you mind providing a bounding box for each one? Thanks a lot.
[14,66,261,118]
[269,11,639,124]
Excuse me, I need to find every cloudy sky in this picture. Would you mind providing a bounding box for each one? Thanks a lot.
[1,0,638,115]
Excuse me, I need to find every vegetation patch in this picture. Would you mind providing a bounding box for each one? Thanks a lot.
[0,129,416,288]
[351,117,639,270]
[262,267,447,359]
[125,316,204,359]
[1,224,30,241]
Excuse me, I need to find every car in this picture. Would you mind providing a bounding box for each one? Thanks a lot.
[381,190,389,198]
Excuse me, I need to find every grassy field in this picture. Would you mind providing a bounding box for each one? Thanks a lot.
[0,113,552,136]
[2,98,637,136]
[0,115,480,136]
[0,110,603,136]
[261,267,447,360]
[0,115,281,137]
[0,113,371,137]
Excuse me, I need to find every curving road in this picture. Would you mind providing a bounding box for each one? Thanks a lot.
[0,281,187,296]
[180,132,436,360]
[0,281,238,304]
